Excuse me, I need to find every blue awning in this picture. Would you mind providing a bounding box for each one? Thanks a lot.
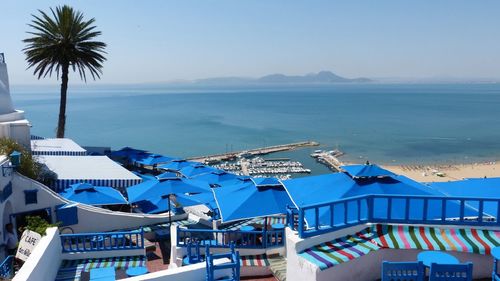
[126,178,211,203]
[135,196,173,214]
[283,173,478,228]
[156,172,179,180]
[110,147,148,158]
[429,178,500,215]
[213,181,293,223]
[158,160,200,172]
[192,170,239,187]
[134,154,177,166]
[251,177,282,187]
[175,192,217,209]
[341,164,397,178]
[60,183,128,206]
[179,164,219,178]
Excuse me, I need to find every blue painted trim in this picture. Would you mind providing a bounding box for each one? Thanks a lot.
[60,228,145,253]
[291,194,500,238]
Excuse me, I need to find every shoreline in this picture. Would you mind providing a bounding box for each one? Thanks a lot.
[382,161,500,182]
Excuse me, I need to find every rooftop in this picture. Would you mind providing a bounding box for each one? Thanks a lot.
[36,155,141,181]
[31,138,87,155]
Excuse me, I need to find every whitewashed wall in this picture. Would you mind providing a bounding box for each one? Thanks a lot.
[13,227,62,281]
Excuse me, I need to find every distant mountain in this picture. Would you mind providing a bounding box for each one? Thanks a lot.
[192,71,372,85]
[258,71,371,84]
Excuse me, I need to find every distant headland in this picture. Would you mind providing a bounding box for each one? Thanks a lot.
[190,71,372,85]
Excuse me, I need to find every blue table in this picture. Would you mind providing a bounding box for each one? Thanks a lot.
[272,223,285,230]
[89,267,115,281]
[493,246,500,260]
[417,251,459,267]
[126,266,149,277]
[240,225,255,232]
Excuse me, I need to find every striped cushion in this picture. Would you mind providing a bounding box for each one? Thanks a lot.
[373,224,500,255]
[240,254,270,267]
[55,256,146,281]
[299,224,500,271]
[299,228,380,270]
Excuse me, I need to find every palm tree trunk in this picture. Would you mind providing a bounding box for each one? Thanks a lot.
[57,63,69,138]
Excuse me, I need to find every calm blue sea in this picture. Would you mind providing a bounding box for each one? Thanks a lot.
[10,83,500,175]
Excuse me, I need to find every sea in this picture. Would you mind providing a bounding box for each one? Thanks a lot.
[10,83,500,176]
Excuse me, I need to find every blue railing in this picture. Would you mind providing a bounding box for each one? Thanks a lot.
[291,194,500,238]
[60,229,144,253]
[177,226,285,249]
[0,255,14,279]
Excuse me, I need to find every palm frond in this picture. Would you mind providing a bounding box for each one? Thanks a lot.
[23,5,107,82]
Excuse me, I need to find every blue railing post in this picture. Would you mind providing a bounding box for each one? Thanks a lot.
[298,208,305,238]
[367,196,374,222]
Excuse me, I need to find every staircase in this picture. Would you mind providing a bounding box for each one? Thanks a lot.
[205,243,240,281]
[268,254,287,281]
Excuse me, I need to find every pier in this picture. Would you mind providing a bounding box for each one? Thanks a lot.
[187,141,319,163]
[311,150,345,171]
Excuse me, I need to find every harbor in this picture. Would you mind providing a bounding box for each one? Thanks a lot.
[187,141,319,164]
[213,156,311,179]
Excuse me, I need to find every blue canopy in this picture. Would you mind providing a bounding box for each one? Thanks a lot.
[136,196,173,214]
[135,154,176,166]
[192,170,239,187]
[61,183,128,206]
[179,164,219,178]
[158,160,199,172]
[110,147,148,158]
[213,181,293,223]
[341,164,397,178]
[126,178,211,203]
[156,172,180,180]
[251,177,282,187]
[175,192,217,209]
[283,173,478,228]
[429,178,500,216]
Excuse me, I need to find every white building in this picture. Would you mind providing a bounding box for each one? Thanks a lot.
[0,53,30,149]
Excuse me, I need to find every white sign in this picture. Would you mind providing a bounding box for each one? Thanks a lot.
[16,230,42,262]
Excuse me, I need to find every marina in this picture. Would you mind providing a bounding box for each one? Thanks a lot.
[213,156,311,179]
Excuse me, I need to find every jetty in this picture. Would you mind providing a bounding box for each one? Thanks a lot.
[187,141,319,163]
[311,149,345,171]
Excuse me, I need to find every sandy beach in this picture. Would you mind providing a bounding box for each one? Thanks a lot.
[383,161,500,182]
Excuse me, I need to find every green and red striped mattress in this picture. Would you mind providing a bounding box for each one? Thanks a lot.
[299,224,500,271]
[240,254,270,267]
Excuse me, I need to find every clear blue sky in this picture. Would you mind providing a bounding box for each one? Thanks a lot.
[2,0,500,85]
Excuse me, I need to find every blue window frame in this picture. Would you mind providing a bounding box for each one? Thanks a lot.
[24,190,38,205]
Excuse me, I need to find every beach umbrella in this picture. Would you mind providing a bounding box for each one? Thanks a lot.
[126,177,211,223]
[158,159,198,172]
[134,154,177,166]
[179,163,219,178]
[61,183,128,206]
[191,170,239,187]
[212,180,293,223]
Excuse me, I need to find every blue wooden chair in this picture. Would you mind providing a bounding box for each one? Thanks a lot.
[381,261,425,281]
[429,263,473,281]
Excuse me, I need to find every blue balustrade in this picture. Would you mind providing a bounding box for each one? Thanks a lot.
[291,195,500,238]
[60,228,145,253]
[177,226,285,249]
[0,255,14,279]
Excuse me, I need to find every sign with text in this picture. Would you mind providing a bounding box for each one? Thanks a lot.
[15,230,42,262]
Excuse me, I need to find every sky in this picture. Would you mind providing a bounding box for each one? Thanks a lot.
[1,0,500,85]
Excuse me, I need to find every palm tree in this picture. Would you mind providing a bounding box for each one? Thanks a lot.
[23,5,106,138]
